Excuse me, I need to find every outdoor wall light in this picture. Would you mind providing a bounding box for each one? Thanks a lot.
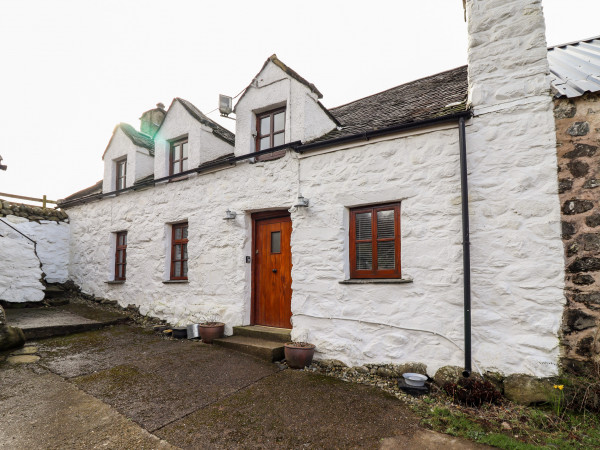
[293,195,309,208]
[223,209,237,220]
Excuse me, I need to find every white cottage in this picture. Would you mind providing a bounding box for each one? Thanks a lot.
[60,0,565,377]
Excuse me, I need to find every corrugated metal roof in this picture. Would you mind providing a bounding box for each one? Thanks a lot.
[548,36,600,98]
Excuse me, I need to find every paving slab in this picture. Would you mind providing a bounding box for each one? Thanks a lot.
[5,302,128,339]
[0,366,173,450]
[156,369,421,449]
[35,325,279,431]
[1,321,488,449]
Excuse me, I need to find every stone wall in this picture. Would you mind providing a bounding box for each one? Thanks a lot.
[555,93,600,373]
[0,200,70,302]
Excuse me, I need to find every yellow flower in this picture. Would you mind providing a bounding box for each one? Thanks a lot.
[558,385,564,390]
[554,385,558,389]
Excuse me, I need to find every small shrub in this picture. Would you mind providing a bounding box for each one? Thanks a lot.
[443,378,503,407]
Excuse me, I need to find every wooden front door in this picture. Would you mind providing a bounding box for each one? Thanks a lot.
[253,212,292,328]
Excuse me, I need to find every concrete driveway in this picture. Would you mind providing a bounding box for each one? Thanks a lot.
[0,324,485,449]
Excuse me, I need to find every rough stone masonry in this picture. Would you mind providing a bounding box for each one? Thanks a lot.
[555,92,600,374]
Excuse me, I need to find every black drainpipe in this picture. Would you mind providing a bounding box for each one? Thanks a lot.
[458,116,472,377]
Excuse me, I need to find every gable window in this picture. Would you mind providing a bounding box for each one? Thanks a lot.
[116,158,127,190]
[170,222,188,280]
[349,203,401,279]
[256,108,285,151]
[115,231,127,281]
[170,138,188,175]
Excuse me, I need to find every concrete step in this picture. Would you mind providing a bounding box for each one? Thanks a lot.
[232,325,291,343]
[213,335,285,362]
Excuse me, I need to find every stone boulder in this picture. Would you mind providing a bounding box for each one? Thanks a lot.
[0,325,25,352]
[433,365,482,386]
[503,374,554,405]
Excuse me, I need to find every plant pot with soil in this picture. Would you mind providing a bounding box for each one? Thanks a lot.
[198,322,224,344]
[198,312,225,344]
[284,342,316,369]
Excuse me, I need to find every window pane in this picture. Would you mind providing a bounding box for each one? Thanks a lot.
[122,265,126,279]
[377,210,395,238]
[182,142,188,158]
[274,112,285,132]
[260,137,270,150]
[182,158,188,172]
[175,227,182,240]
[355,212,372,240]
[271,231,281,253]
[182,226,188,239]
[175,244,181,260]
[377,241,395,269]
[173,144,180,160]
[356,243,373,270]
[174,263,181,277]
[260,116,270,135]
[182,261,188,277]
[183,243,188,260]
[172,162,179,175]
[273,132,284,147]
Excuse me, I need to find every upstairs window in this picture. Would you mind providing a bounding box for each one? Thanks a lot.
[350,203,401,279]
[170,138,188,175]
[170,222,188,280]
[116,158,127,190]
[256,108,285,151]
[115,231,127,281]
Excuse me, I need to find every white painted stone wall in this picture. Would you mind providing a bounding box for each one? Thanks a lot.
[234,60,337,156]
[102,127,154,193]
[154,100,233,179]
[464,0,564,376]
[0,215,55,302]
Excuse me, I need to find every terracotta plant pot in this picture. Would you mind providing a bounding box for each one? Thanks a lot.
[198,322,225,344]
[284,342,316,369]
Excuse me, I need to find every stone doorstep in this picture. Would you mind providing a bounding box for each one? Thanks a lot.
[231,325,291,343]
[213,335,286,362]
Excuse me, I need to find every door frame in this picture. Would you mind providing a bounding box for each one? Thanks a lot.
[251,210,292,327]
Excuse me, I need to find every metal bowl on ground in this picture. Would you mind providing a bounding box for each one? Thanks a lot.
[172,327,188,339]
[402,373,428,387]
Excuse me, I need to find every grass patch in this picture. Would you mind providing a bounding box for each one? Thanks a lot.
[414,393,600,449]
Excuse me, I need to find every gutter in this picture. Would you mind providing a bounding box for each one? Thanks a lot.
[59,141,302,208]
[294,110,472,153]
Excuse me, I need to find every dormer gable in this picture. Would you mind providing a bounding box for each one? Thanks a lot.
[153,98,234,178]
[233,54,338,157]
[102,123,154,194]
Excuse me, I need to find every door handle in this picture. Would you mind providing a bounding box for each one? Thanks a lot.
[272,269,277,273]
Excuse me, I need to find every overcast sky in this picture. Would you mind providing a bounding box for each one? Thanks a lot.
[1,0,598,202]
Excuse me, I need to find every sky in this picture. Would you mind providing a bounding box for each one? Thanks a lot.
[0,0,599,202]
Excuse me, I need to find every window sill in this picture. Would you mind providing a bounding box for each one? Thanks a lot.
[163,280,189,284]
[168,174,191,183]
[339,278,413,285]
[105,280,125,285]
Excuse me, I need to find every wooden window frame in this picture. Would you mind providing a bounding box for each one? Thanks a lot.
[116,158,127,191]
[349,203,401,279]
[115,231,127,281]
[170,222,188,280]
[255,107,285,152]
[169,138,189,176]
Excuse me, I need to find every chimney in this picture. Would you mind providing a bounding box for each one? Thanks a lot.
[140,103,166,137]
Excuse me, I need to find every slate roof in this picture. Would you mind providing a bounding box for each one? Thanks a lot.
[175,98,235,146]
[311,66,469,144]
[548,36,600,98]
[62,180,102,202]
[102,123,155,159]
